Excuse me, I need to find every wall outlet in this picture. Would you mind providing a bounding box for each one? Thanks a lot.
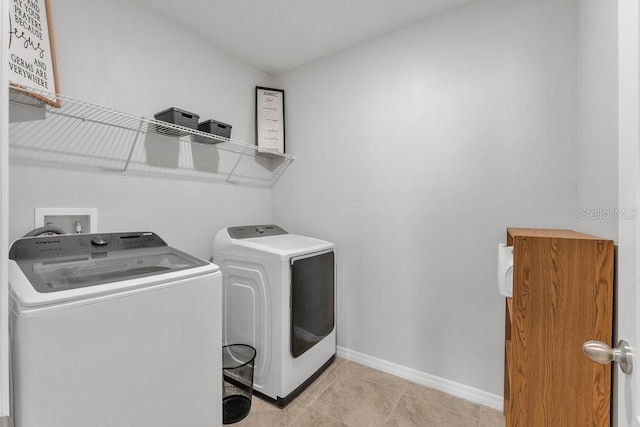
[35,208,98,234]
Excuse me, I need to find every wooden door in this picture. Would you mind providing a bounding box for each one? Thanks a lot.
[506,229,613,426]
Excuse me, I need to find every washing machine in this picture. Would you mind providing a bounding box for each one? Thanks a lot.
[9,232,222,427]
[213,225,335,407]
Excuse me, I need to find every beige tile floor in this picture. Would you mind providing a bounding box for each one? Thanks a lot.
[235,358,505,427]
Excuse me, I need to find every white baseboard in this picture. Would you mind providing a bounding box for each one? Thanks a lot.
[336,346,503,411]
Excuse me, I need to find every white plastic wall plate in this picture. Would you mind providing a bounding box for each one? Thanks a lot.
[34,208,98,234]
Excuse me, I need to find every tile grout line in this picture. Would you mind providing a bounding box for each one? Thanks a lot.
[382,382,407,426]
[288,393,348,427]
[286,403,309,427]
[289,368,342,426]
[343,360,415,393]
[306,373,338,406]
[318,407,353,426]
[360,377,410,394]
[338,360,414,425]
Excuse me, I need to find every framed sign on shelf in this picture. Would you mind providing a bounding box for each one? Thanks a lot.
[256,86,285,156]
[8,0,60,107]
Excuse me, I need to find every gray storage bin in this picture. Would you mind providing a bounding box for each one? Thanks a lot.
[194,119,232,144]
[154,107,199,137]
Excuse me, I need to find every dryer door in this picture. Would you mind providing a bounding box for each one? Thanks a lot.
[290,250,335,358]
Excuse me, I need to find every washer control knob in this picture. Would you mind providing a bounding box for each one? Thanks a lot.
[256,227,265,234]
[91,236,108,246]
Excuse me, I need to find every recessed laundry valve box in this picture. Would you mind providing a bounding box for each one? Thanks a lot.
[195,119,232,144]
[154,107,199,136]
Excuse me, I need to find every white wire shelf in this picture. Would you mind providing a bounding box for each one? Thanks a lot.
[8,84,294,186]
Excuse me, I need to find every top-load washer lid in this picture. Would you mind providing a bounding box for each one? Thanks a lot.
[214,225,334,262]
[9,232,217,307]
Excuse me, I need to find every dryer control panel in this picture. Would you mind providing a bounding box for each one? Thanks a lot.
[228,225,288,239]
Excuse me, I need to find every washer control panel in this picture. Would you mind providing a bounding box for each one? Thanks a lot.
[9,232,167,260]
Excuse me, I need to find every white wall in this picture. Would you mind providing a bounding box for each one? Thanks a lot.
[272,0,578,396]
[7,0,606,405]
[9,0,274,259]
[615,0,639,425]
[576,0,618,241]
[0,0,11,417]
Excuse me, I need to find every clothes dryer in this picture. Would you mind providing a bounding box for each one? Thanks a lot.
[213,225,335,407]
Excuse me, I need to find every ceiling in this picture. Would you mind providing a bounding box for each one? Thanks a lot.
[137,0,473,74]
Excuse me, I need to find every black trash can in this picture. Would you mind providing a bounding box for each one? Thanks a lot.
[222,344,256,424]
